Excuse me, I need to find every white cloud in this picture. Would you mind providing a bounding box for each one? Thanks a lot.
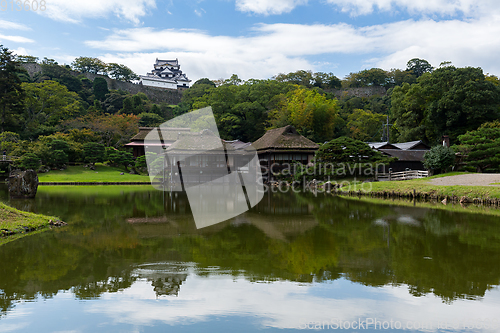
[11,47,30,56]
[0,34,35,43]
[233,0,499,17]
[235,0,308,15]
[324,0,498,17]
[38,0,156,24]
[0,20,31,31]
[85,14,500,82]
[83,273,500,332]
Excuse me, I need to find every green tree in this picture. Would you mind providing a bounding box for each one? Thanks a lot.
[71,57,107,74]
[274,70,314,87]
[346,109,386,141]
[342,68,390,88]
[93,77,109,101]
[22,80,82,138]
[457,121,500,172]
[138,112,163,127]
[83,142,105,166]
[106,148,134,171]
[193,78,216,87]
[17,152,41,170]
[423,145,455,174]
[0,131,20,154]
[15,55,39,63]
[316,137,393,165]
[391,66,500,143]
[106,63,139,82]
[406,58,433,78]
[191,79,296,141]
[0,45,25,132]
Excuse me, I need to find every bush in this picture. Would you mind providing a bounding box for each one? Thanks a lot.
[17,153,41,171]
[51,150,68,168]
[423,145,455,174]
[135,155,147,174]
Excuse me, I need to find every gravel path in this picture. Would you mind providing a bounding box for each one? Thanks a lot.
[428,174,500,186]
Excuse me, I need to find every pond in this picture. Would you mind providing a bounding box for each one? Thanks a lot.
[1,184,500,332]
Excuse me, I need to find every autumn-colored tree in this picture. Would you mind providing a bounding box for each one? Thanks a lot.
[81,114,139,148]
[268,86,339,142]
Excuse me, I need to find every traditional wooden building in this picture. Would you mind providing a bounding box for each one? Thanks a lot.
[369,140,430,172]
[251,125,319,179]
[125,127,190,158]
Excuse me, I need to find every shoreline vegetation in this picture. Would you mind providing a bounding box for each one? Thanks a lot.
[0,202,65,246]
[314,172,500,205]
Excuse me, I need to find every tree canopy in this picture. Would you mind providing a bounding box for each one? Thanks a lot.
[391,66,500,144]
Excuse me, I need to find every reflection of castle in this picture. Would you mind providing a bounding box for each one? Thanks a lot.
[150,274,188,297]
[135,264,188,297]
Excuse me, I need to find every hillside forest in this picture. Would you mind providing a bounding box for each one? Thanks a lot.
[1,44,500,172]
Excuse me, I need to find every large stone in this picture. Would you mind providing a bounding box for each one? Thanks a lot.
[8,170,39,199]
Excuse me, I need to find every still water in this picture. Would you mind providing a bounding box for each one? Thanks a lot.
[1,185,500,332]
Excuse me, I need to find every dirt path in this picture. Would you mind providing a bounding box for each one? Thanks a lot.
[428,174,500,186]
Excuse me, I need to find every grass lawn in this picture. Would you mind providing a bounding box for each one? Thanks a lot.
[0,202,60,246]
[337,172,500,199]
[38,164,151,183]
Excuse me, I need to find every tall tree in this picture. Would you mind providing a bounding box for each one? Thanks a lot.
[71,57,107,74]
[0,45,25,132]
[22,80,82,138]
[346,109,386,141]
[457,121,500,172]
[268,86,339,142]
[406,58,433,78]
[391,66,500,144]
[93,77,109,101]
[106,63,139,82]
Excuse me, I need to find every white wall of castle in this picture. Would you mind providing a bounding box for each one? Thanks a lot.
[141,78,178,90]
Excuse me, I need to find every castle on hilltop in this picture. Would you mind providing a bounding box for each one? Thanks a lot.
[139,58,191,90]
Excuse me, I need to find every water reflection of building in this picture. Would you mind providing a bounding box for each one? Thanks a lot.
[127,191,317,240]
[150,274,188,297]
[135,264,189,297]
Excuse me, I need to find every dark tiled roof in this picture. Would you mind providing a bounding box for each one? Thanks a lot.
[367,142,400,150]
[379,149,427,162]
[251,125,319,151]
[130,127,190,142]
[392,140,430,150]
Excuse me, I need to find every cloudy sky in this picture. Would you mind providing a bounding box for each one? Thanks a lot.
[1,0,500,83]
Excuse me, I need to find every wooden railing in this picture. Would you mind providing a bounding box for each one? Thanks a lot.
[376,170,428,181]
[1,156,19,162]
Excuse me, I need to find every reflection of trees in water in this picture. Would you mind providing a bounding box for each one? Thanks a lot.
[296,192,500,302]
[2,189,500,317]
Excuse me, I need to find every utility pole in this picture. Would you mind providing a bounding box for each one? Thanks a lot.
[384,115,393,143]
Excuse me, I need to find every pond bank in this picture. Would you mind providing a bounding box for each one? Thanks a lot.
[0,202,65,246]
